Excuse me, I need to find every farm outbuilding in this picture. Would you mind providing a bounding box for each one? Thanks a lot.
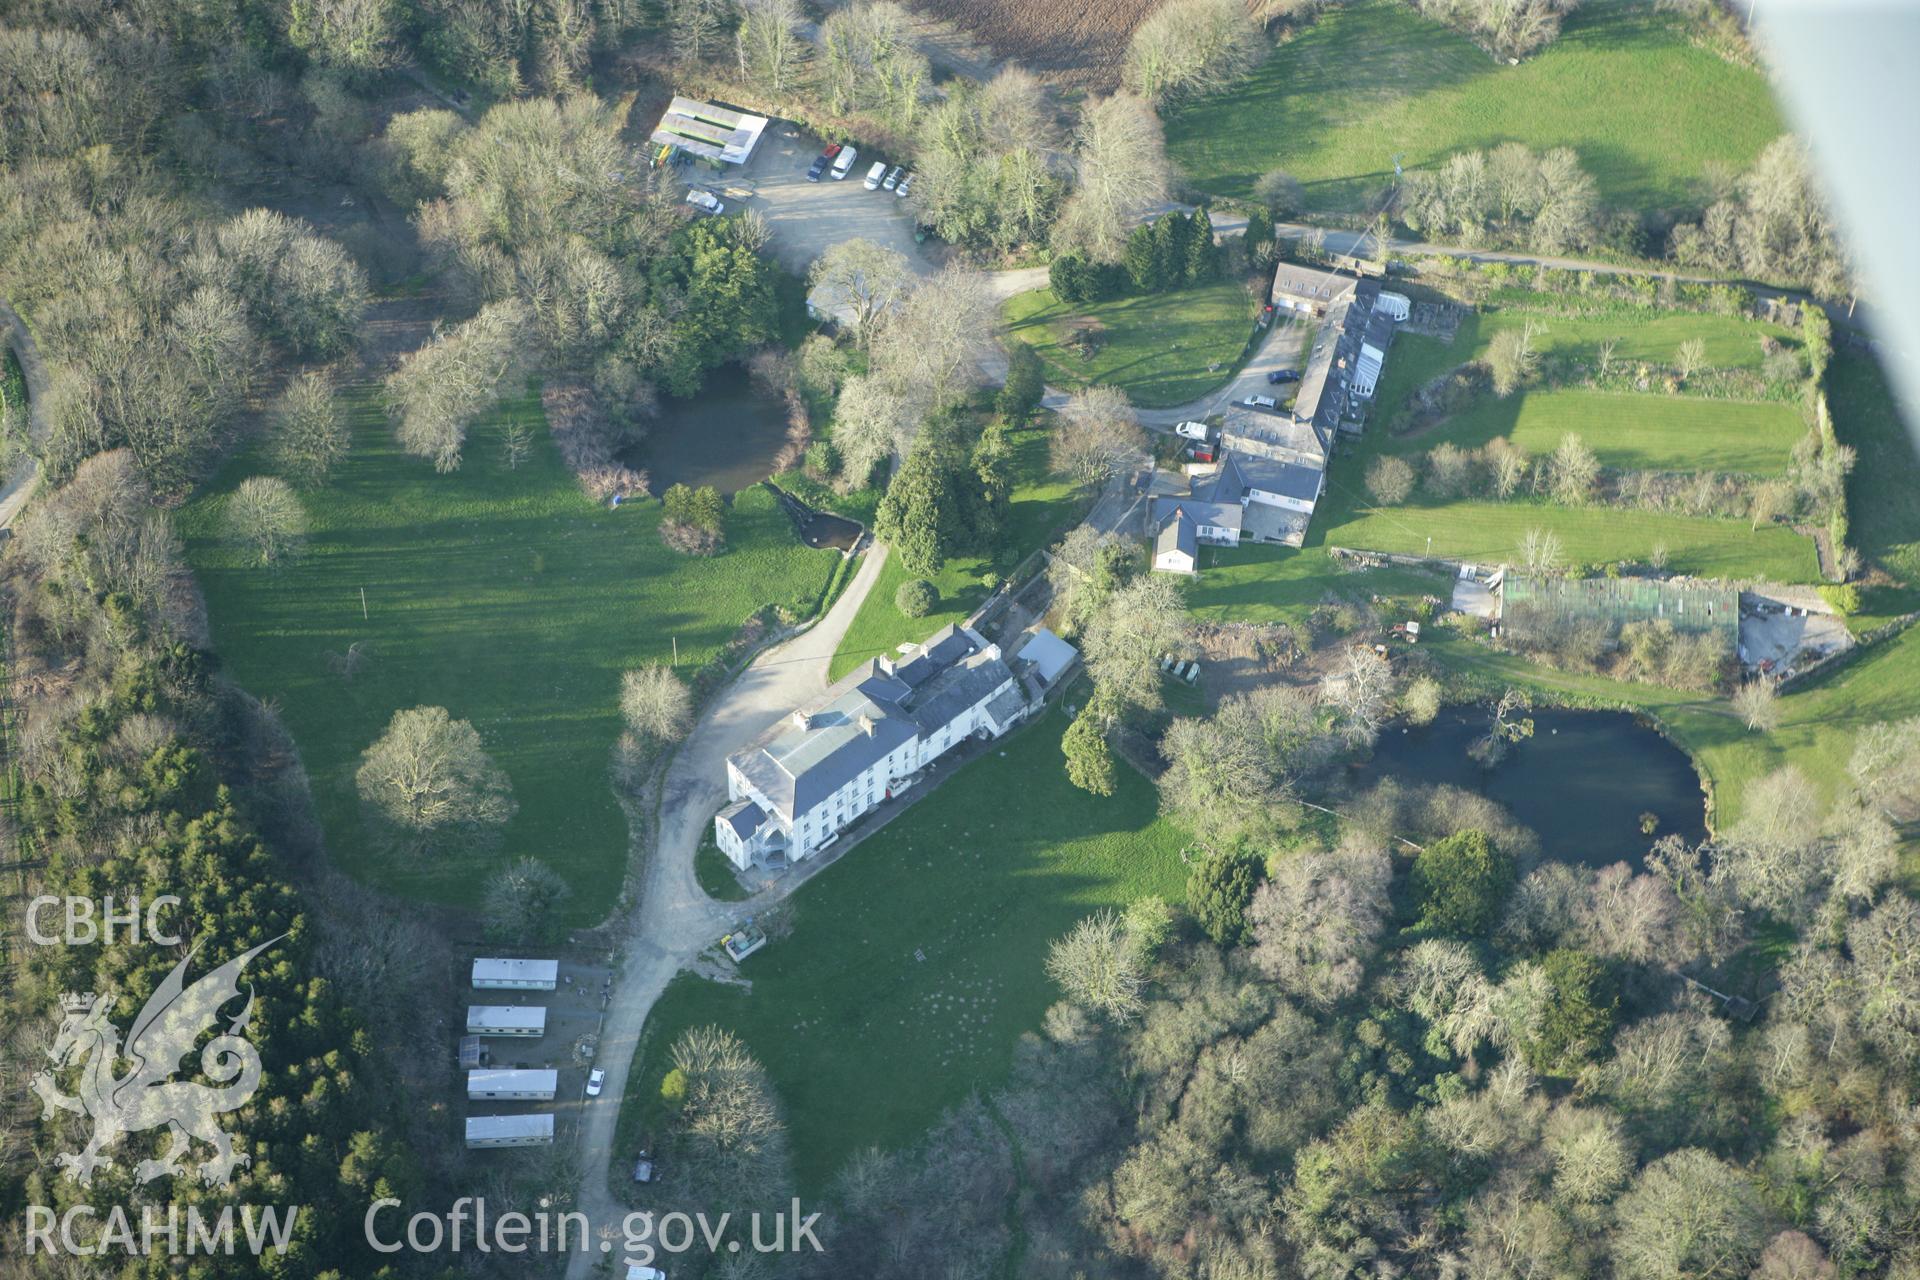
[649,97,769,166]
[466,1006,548,1038]
[1500,574,1739,654]
[468,1069,559,1101]
[471,958,559,990]
[1014,628,1079,690]
[465,1114,555,1149]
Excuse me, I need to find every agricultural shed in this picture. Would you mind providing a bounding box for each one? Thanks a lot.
[650,97,769,165]
[1501,574,1739,653]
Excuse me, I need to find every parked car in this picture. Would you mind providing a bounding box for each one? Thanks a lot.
[683,187,724,215]
[806,154,829,182]
[586,1068,605,1097]
[894,171,914,199]
[883,165,905,191]
[831,145,859,179]
[1173,420,1211,442]
[864,160,888,189]
[1267,369,1300,384]
[1246,394,1278,409]
[1257,303,1275,329]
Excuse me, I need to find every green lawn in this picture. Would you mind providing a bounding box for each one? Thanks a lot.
[1371,308,1804,475]
[1304,305,1821,581]
[180,385,839,924]
[1166,0,1784,215]
[829,422,1087,679]
[1835,349,1920,620]
[1185,544,1454,625]
[1001,280,1257,409]
[615,702,1191,1190]
[1421,389,1804,475]
[1317,482,1817,580]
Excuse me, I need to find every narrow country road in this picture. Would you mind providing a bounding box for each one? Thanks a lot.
[0,296,49,530]
[565,543,889,1277]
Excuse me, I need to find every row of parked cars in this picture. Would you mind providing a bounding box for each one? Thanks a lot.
[806,143,913,198]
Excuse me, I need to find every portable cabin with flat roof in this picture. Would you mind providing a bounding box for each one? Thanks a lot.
[471,958,560,990]
[465,1114,555,1148]
[468,1069,559,1101]
[466,1006,547,1038]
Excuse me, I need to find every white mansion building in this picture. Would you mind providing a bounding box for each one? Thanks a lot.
[714,624,1030,869]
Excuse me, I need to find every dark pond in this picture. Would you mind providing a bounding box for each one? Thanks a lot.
[1354,706,1707,867]
[765,483,862,551]
[632,370,793,495]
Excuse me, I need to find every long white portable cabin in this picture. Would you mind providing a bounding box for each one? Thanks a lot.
[465,1114,555,1149]
[471,958,559,991]
[467,1069,558,1101]
[466,1005,547,1038]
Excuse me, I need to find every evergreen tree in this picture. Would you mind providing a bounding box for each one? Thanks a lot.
[1063,703,1118,796]
[997,343,1045,424]
[1188,848,1265,945]
[1149,213,1178,288]
[1125,222,1161,292]
[1050,253,1091,304]
[1187,205,1217,281]
[1244,204,1276,269]
[970,419,1015,548]
[875,445,966,575]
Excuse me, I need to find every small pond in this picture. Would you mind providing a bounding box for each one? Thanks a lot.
[632,370,793,495]
[1354,706,1706,868]
[765,483,862,551]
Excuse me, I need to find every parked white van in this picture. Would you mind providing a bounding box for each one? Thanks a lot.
[864,160,887,189]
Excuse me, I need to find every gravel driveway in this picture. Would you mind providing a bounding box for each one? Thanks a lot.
[564,544,889,1278]
[726,128,930,277]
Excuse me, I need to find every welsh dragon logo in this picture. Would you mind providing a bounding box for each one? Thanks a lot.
[30,937,281,1187]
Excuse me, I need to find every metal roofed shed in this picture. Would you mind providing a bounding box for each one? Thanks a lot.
[1501,574,1739,654]
[468,1069,559,1100]
[465,1114,555,1149]
[1014,628,1078,688]
[458,1035,487,1069]
[649,97,769,165]
[466,1005,548,1037]
[472,958,559,990]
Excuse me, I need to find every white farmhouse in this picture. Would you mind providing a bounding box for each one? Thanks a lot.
[714,625,1028,870]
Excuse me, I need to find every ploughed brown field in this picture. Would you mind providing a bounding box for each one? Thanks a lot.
[908,0,1159,82]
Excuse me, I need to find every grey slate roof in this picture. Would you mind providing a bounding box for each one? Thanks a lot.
[1153,494,1242,535]
[1156,506,1198,562]
[983,685,1028,732]
[719,798,767,839]
[1270,262,1360,311]
[1292,280,1383,438]
[730,626,1013,820]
